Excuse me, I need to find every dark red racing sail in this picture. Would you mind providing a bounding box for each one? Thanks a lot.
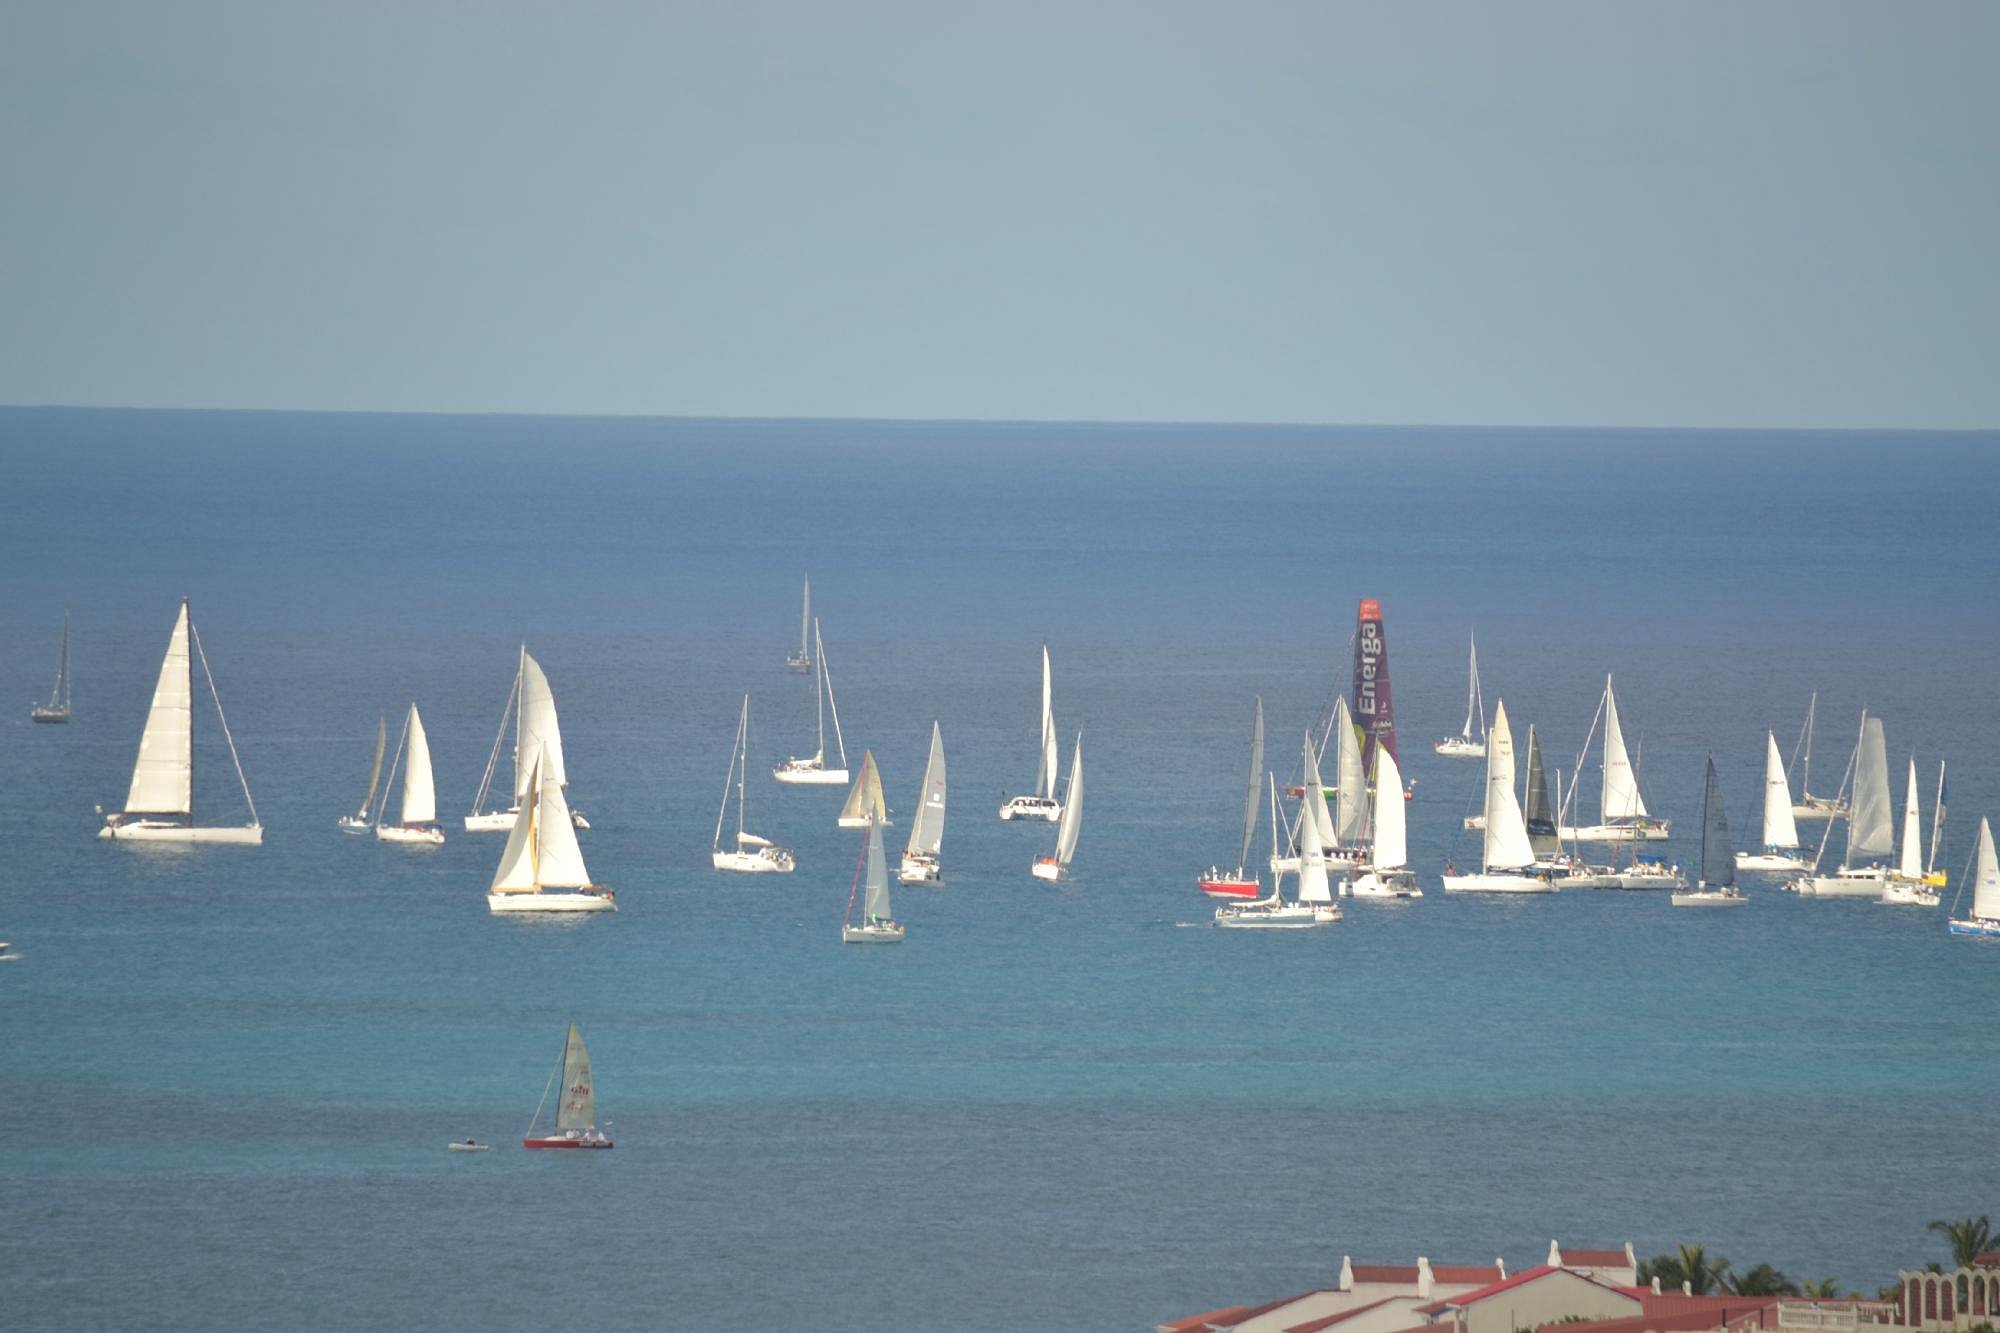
[1351,598,1397,772]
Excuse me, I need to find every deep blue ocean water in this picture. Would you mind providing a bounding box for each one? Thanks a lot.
[2,408,1998,1330]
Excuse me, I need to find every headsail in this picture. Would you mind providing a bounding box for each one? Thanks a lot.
[1971,819,1999,921]
[490,750,545,894]
[1761,730,1800,850]
[1053,733,1083,865]
[1331,696,1368,844]
[125,600,194,816]
[359,714,387,816]
[1034,645,1058,801]
[906,723,947,858]
[554,1022,597,1132]
[1845,714,1892,864]
[1371,744,1408,870]
[1237,696,1264,872]
[1302,727,1338,848]
[1600,675,1648,821]
[1296,735,1333,903]
[1898,758,1923,881]
[1482,701,1536,870]
[402,703,437,826]
[1462,633,1484,742]
[862,818,893,921]
[1351,598,1397,768]
[840,750,888,825]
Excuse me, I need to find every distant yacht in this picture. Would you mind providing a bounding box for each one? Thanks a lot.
[486,746,615,914]
[1735,730,1807,872]
[713,695,794,874]
[30,607,71,723]
[467,648,590,832]
[1218,744,1338,927]
[1789,691,1849,821]
[1672,755,1746,907]
[1946,818,2000,938]
[1000,645,1062,822]
[522,1022,612,1149]
[786,575,813,673]
[98,599,262,845]
[837,750,890,829]
[1789,711,1893,898]
[339,714,387,834]
[1343,743,1421,898]
[1881,758,1940,907]
[1558,675,1670,843]
[1442,700,1553,894]
[842,817,904,943]
[375,703,446,844]
[1199,695,1265,900]
[898,722,947,884]
[1031,733,1084,882]
[1434,632,1486,758]
[773,619,850,786]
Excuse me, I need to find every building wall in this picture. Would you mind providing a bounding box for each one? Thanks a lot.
[1461,1272,1643,1333]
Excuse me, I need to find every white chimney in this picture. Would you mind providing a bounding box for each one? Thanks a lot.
[1548,1241,1564,1268]
[1682,1281,1692,1297]
[1498,1259,1508,1280]
[1419,1257,1434,1298]
[1341,1256,1355,1292]
[1651,1277,1662,1295]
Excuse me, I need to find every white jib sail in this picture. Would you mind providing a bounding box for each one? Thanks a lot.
[1303,727,1338,848]
[1296,735,1333,904]
[1371,744,1408,870]
[125,600,194,815]
[1972,819,2000,921]
[1036,645,1058,800]
[1898,758,1923,880]
[515,650,569,801]
[1053,733,1083,865]
[1847,715,1893,863]
[1463,634,1483,741]
[1332,697,1368,844]
[1483,700,1536,870]
[1600,675,1648,820]
[1762,730,1800,849]
[534,757,592,887]
[863,818,893,920]
[490,750,544,893]
[402,703,437,826]
[907,722,946,857]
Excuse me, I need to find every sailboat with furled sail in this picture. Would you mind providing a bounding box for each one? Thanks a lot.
[1442,700,1553,893]
[98,599,262,844]
[1559,675,1670,842]
[1672,755,1746,907]
[375,703,445,844]
[899,723,948,884]
[522,1022,612,1148]
[1790,711,1893,898]
[774,619,850,785]
[1199,696,1265,900]
[339,715,387,833]
[30,607,71,723]
[466,647,590,831]
[486,746,615,913]
[1736,730,1807,872]
[1001,645,1062,821]
[1947,818,2000,938]
[1435,632,1486,758]
[1343,743,1420,898]
[1032,733,1084,881]
[713,695,794,873]
[1790,691,1849,821]
[842,816,903,943]
[836,749,890,829]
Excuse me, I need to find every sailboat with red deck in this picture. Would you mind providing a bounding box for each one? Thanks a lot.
[523,1022,612,1149]
[1199,696,1264,899]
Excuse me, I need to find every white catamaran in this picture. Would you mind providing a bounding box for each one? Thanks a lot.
[376,703,446,844]
[30,606,71,723]
[786,575,813,673]
[713,695,795,874]
[899,722,947,884]
[466,648,590,832]
[339,714,387,833]
[1672,755,1746,907]
[98,599,262,844]
[837,749,890,829]
[1790,690,1849,821]
[1558,675,1670,842]
[842,816,903,943]
[774,619,850,785]
[1199,696,1265,899]
[1434,632,1486,758]
[486,746,615,914]
[1736,730,1807,872]
[1881,758,1941,907]
[1790,711,1893,898]
[1947,817,2000,938]
[1032,732,1084,881]
[1344,743,1421,898]
[1442,701,1553,893]
[1001,645,1062,821]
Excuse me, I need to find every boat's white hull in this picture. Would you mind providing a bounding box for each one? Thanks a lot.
[1788,866,1889,898]
[1559,821,1671,843]
[1214,904,1339,928]
[1671,889,1746,908]
[774,765,848,786]
[1441,871,1556,894]
[1793,797,1848,821]
[898,854,941,884]
[842,923,904,943]
[486,890,617,913]
[1881,879,1940,907]
[1736,850,1809,872]
[1341,869,1422,899]
[711,848,794,874]
[999,796,1061,822]
[836,816,892,829]
[337,814,371,835]
[1030,857,1068,882]
[448,1141,490,1152]
[1605,867,1684,890]
[376,824,445,845]
[465,807,589,832]
[1433,737,1485,758]
[99,820,263,845]
[1949,916,2000,937]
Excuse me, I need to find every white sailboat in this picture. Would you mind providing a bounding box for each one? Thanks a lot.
[1001,645,1063,821]
[1343,743,1421,898]
[1672,755,1746,907]
[1946,818,2000,938]
[1270,717,1339,875]
[376,702,446,844]
[1790,711,1893,898]
[30,606,71,723]
[522,1021,612,1149]
[1031,732,1084,881]
[98,599,263,844]
[339,714,387,833]
[837,749,890,828]
[1329,696,1370,865]
[1881,758,1940,907]
[774,619,850,785]
[1199,696,1265,899]
[1790,691,1849,821]
[1442,700,1554,893]
[1736,730,1807,872]
[786,575,813,673]
[486,746,616,914]
[898,722,947,884]
[466,648,590,831]
[1217,766,1340,927]
[713,695,794,873]
[1559,675,1670,842]
[1434,633,1486,757]
[842,816,904,943]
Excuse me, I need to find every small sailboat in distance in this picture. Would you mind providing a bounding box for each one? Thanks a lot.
[842,816,904,943]
[1032,732,1084,881]
[522,1022,612,1148]
[786,576,813,673]
[837,750,890,829]
[1344,743,1421,898]
[1672,755,1746,907]
[1790,711,1894,898]
[1199,695,1265,900]
[98,599,262,844]
[1736,730,1807,872]
[713,695,794,873]
[466,648,590,831]
[1946,817,2000,938]
[774,619,850,785]
[339,714,387,833]
[1559,675,1670,842]
[1001,645,1063,821]
[1790,690,1849,821]
[1434,632,1485,758]
[375,703,445,844]
[486,746,616,914]
[30,607,71,723]
[1441,700,1554,894]
[898,723,947,884]
[1881,758,1941,907]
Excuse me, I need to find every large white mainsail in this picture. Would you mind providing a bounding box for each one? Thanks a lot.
[491,747,595,895]
[1897,758,1923,881]
[126,600,193,816]
[1237,696,1265,871]
[1370,745,1408,870]
[1036,645,1058,800]
[1303,726,1338,849]
[1844,714,1893,867]
[1482,701,1536,870]
[1331,696,1368,845]
[402,703,437,826]
[1296,744,1334,905]
[1762,730,1800,850]
[905,723,947,860]
[554,1021,598,1133]
[1050,733,1084,868]
[1600,675,1648,821]
[1971,820,2000,921]
[515,650,569,801]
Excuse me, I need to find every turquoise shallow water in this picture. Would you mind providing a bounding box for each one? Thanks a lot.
[2,410,1998,1329]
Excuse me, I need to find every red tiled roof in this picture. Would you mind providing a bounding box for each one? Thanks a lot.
[1284,1297,1396,1333]
[1349,1266,1422,1285]
[1639,1295,1779,1318]
[1563,1249,1633,1267]
[1433,1266,1509,1285]
[1977,1252,2000,1268]
[1539,1300,1780,1333]
[1159,1305,1252,1332]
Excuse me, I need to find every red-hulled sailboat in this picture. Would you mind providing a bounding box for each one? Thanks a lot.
[1198,696,1266,900]
[523,1021,613,1149]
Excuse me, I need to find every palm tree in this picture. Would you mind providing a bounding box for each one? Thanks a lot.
[1929,1216,1995,1270]
[1640,1243,1732,1295]
[1803,1277,1843,1299]
[1728,1264,1801,1297]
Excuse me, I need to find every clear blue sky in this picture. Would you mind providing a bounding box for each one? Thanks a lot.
[4,2,1994,427]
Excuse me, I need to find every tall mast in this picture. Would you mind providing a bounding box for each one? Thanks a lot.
[1929,760,1947,876]
[814,620,827,758]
